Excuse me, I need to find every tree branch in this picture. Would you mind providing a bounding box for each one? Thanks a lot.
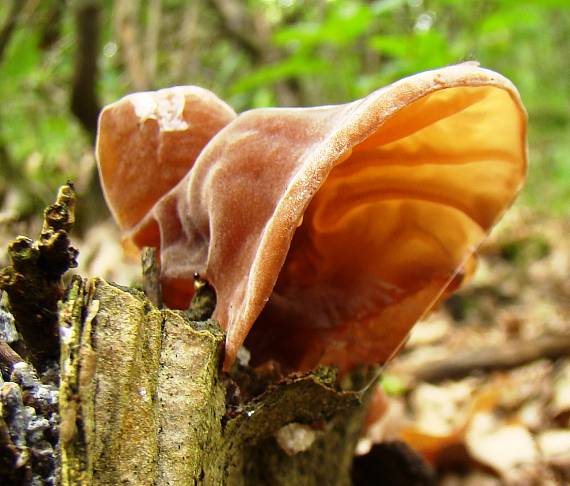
[406,333,570,384]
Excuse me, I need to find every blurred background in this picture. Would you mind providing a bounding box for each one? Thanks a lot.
[1,0,569,219]
[0,0,569,484]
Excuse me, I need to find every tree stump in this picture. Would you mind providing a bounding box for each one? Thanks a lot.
[58,277,369,485]
[0,185,436,485]
[0,184,371,484]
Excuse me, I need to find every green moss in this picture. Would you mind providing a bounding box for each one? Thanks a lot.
[59,279,373,485]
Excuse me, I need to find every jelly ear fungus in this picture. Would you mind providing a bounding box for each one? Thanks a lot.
[96,63,527,374]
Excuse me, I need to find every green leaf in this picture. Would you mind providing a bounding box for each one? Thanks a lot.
[230,55,329,94]
[274,3,373,48]
[0,29,41,83]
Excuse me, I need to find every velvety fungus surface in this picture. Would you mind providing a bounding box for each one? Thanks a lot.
[96,63,527,374]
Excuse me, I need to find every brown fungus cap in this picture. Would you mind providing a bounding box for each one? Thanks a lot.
[96,63,527,374]
[96,86,236,248]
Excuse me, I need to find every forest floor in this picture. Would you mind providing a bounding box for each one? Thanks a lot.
[1,201,569,486]
[363,206,570,485]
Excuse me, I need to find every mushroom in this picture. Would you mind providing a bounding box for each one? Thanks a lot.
[96,63,527,374]
[96,86,236,250]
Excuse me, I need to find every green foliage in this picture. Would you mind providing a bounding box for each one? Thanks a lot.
[0,0,568,216]
[0,4,87,210]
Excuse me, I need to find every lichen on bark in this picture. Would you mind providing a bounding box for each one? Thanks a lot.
[0,184,382,485]
[58,277,374,485]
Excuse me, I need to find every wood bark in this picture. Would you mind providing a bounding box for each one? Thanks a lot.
[58,277,371,485]
[1,185,437,485]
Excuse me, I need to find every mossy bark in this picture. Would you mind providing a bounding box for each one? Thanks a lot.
[0,184,374,484]
[59,277,371,485]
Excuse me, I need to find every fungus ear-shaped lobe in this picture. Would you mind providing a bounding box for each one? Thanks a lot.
[183,64,526,371]
[158,65,527,373]
[96,86,236,245]
[246,84,525,372]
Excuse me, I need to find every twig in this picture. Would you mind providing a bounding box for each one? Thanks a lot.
[408,333,570,383]
[0,341,23,369]
[141,247,162,307]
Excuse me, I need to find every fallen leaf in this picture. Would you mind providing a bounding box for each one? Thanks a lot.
[465,413,539,485]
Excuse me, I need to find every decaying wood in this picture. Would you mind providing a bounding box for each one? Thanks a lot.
[0,184,78,369]
[59,277,371,485]
[0,184,416,484]
[0,185,75,485]
[0,362,59,485]
[141,246,162,307]
[0,341,22,369]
